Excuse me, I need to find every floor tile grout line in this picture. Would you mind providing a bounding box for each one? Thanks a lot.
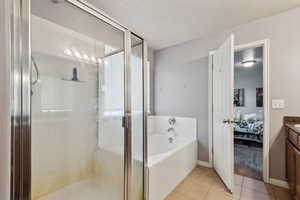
[241,175,245,199]
[236,174,244,200]
[241,176,244,188]
[239,181,244,200]
[201,182,214,200]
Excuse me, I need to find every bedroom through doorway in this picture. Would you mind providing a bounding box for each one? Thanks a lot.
[233,46,264,180]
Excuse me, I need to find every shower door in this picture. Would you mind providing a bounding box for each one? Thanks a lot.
[30,1,127,199]
[10,0,146,200]
[130,34,146,200]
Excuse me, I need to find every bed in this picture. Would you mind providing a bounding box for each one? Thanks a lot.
[234,119,263,143]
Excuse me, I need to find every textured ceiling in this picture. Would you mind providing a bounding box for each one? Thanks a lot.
[86,0,300,50]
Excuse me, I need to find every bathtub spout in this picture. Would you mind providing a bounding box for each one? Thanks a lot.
[168,137,174,143]
[167,127,175,132]
[167,127,177,138]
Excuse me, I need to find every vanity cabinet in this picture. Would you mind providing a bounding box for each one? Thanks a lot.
[287,140,296,196]
[296,149,300,199]
[285,117,300,200]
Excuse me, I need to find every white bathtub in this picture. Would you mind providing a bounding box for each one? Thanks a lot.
[147,116,198,200]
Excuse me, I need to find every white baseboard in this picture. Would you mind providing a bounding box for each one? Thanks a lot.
[269,178,289,189]
[197,160,212,168]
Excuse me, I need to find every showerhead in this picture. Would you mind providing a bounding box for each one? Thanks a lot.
[51,0,60,3]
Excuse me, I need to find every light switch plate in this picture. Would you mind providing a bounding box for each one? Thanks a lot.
[272,99,285,109]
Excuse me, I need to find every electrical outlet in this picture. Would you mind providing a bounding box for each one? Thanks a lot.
[272,99,285,109]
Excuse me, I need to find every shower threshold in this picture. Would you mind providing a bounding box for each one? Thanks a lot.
[37,177,122,200]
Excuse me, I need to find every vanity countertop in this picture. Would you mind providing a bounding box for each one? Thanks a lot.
[284,116,300,134]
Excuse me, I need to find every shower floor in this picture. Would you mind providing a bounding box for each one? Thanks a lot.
[38,178,122,200]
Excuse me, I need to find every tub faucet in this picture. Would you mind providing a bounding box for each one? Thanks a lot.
[168,118,176,125]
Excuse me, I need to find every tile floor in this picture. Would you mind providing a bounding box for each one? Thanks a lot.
[166,166,291,200]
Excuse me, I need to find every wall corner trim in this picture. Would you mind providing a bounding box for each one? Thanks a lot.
[197,160,212,168]
[269,178,290,189]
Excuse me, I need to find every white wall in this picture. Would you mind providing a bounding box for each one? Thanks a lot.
[154,7,300,180]
[0,0,11,199]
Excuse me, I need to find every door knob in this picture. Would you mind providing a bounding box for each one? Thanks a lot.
[223,119,239,124]
[223,119,230,124]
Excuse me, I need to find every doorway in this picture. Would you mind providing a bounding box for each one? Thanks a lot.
[209,38,270,190]
[234,46,264,180]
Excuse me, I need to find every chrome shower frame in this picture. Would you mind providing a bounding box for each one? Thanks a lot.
[9,0,149,199]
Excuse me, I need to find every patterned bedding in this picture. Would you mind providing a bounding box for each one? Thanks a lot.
[234,120,264,143]
[234,120,263,135]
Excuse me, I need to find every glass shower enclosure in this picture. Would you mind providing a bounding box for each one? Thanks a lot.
[10,0,148,200]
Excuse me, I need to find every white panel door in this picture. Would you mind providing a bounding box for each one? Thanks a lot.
[213,35,234,192]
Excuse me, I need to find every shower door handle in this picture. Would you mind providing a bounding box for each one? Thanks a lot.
[223,119,230,124]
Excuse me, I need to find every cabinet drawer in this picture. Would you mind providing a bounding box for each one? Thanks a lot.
[287,141,296,195]
[289,129,299,147]
[296,148,300,200]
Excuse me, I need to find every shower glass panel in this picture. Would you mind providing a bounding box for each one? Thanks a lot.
[130,35,144,200]
[31,1,125,199]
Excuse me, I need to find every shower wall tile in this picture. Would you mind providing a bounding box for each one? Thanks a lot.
[31,52,99,199]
